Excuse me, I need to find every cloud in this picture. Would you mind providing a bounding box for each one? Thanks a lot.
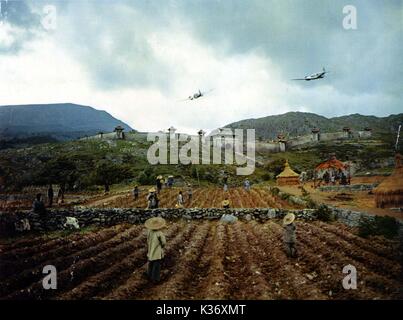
[0,0,44,53]
[0,0,401,133]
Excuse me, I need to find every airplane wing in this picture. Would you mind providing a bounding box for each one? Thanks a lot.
[291,78,306,81]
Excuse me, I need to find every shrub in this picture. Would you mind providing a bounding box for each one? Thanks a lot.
[305,197,318,209]
[314,204,334,222]
[301,187,309,198]
[279,192,290,201]
[358,216,399,239]
[270,187,280,196]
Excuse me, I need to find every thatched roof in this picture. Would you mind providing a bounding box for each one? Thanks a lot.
[315,155,346,171]
[277,160,299,178]
[374,154,403,195]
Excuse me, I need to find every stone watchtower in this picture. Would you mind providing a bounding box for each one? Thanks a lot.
[277,134,287,152]
[114,125,125,140]
[342,127,352,139]
[311,128,320,142]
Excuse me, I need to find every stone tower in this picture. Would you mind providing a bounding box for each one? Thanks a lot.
[277,134,287,152]
[311,128,320,142]
[114,125,125,139]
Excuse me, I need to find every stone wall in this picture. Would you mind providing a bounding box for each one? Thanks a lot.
[1,206,402,237]
[318,184,378,192]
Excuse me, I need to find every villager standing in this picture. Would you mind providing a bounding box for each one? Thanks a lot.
[47,185,54,207]
[156,176,163,194]
[133,185,139,201]
[33,193,46,215]
[223,174,228,192]
[177,191,184,208]
[57,184,65,204]
[283,213,297,258]
[244,178,251,191]
[187,184,193,203]
[145,217,167,283]
[147,188,159,209]
[222,198,230,209]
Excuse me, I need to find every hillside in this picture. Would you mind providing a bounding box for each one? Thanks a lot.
[224,112,403,140]
[0,103,133,141]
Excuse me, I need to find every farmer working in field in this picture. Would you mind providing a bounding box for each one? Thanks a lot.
[283,213,297,258]
[145,217,167,283]
[186,183,193,203]
[33,193,47,223]
[147,187,159,209]
[244,178,251,191]
[133,185,139,201]
[222,198,230,209]
[176,190,184,208]
[156,176,163,194]
[47,185,54,207]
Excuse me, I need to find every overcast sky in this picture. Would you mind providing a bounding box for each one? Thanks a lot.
[0,0,402,133]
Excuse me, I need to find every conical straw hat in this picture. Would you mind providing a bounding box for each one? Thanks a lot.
[145,217,166,230]
[222,199,230,206]
[149,187,156,192]
[283,213,296,225]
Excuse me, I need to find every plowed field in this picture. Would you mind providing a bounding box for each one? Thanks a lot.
[86,187,297,209]
[1,220,401,300]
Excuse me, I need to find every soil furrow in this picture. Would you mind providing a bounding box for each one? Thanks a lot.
[102,222,197,299]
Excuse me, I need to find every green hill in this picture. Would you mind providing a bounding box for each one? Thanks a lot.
[225,112,403,140]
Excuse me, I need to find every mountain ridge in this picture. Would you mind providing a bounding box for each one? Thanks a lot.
[223,111,403,140]
[0,103,133,141]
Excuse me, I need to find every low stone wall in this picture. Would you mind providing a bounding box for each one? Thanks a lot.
[318,184,378,192]
[1,206,402,236]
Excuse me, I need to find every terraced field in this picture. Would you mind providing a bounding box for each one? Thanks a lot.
[0,220,401,300]
[86,187,297,209]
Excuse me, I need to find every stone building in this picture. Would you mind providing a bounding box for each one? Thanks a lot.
[277,134,287,152]
[114,125,125,139]
[311,128,320,142]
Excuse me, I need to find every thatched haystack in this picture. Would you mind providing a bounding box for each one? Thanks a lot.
[373,153,403,208]
[276,160,300,186]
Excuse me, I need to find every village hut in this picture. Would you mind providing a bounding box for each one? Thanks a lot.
[276,160,300,186]
[315,154,347,180]
[373,153,403,208]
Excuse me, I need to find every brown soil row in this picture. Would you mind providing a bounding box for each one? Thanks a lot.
[57,223,183,300]
[1,220,400,300]
[102,222,197,299]
[1,225,132,278]
[1,224,147,298]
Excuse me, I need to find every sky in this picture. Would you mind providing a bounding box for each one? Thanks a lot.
[0,0,402,134]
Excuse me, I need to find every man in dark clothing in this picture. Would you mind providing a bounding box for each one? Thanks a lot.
[47,185,54,207]
[156,178,162,194]
[147,188,159,209]
[133,185,139,201]
[33,193,46,217]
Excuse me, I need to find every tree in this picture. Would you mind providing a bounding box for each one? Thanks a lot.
[92,160,131,192]
[38,156,77,190]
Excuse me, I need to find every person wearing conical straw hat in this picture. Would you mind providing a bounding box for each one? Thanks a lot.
[145,217,167,283]
[222,197,230,209]
[283,213,297,258]
[147,187,159,209]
